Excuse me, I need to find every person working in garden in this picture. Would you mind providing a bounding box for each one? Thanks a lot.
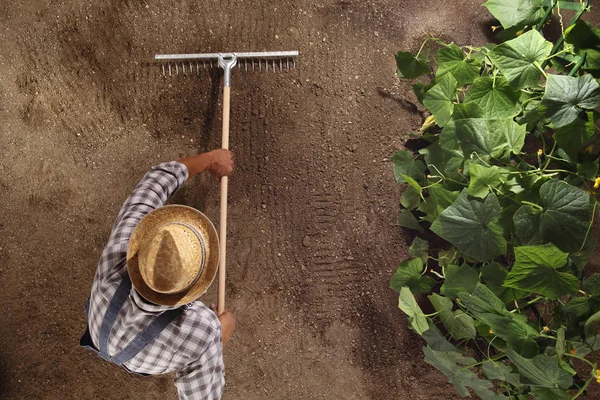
[80,149,236,399]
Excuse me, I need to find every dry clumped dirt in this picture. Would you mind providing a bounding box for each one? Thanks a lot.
[1,1,597,399]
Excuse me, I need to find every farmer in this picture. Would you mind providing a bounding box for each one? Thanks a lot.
[80,149,236,399]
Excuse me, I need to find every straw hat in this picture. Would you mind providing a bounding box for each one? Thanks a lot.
[126,205,219,307]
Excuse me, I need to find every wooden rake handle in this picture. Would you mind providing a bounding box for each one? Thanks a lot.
[218,86,231,315]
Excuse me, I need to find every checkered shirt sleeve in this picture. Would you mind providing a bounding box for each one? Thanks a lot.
[87,161,225,400]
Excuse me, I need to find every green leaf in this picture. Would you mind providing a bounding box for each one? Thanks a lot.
[505,350,572,389]
[423,347,497,397]
[562,297,591,320]
[431,190,507,262]
[436,44,481,86]
[553,112,596,159]
[397,209,424,233]
[458,283,509,316]
[392,150,426,183]
[556,326,566,359]
[468,164,502,198]
[408,237,429,262]
[438,248,459,268]
[564,20,600,74]
[441,264,479,299]
[584,310,600,337]
[419,141,465,184]
[464,76,520,119]
[513,180,592,253]
[481,262,528,303]
[395,51,430,79]
[419,186,461,223]
[413,81,435,104]
[452,102,484,119]
[422,331,457,353]
[423,73,457,127]
[584,274,600,299]
[429,293,476,340]
[476,313,539,357]
[483,0,544,29]
[422,324,458,352]
[577,158,599,181]
[400,185,421,210]
[455,118,526,161]
[398,286,429,334]
[542,74,600,128]
[390,258,436,294]
[503,244,578,300]
[530,388,570,400]
[481,361,522,389]
[489,30,552,89]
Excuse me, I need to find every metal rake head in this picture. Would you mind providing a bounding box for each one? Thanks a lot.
[155,51,299,79]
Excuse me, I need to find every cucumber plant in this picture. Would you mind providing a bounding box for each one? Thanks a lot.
[391,1,600,398]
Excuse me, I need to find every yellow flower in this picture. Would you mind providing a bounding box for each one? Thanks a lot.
[456,298,462,303]
[570,349,577,355]
[594,177,600,189]
[597,370,600,383]
[585,144,594,154]
[491,25,500,32]
[516,30,524,36]
[489,329,494,334]
[543,326,550,332]
[537,149,543,156]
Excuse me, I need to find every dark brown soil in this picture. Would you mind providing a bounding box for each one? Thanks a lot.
[1,1,598,399]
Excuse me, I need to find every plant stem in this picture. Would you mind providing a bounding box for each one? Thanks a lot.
[459,354,505,370]
[571,374,595,400]
[576,202,598,254]
[565,353,595,368]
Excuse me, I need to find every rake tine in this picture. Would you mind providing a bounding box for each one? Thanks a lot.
[168,62,172,77]
[259,59,262,72]
[196,61,200,75]
[266,59,268,72]
[162,63,166,76]
[287,58,289,70]
[293,58,296,69]
[280,59,282,71]
[245,59,248,72]
[182,62,186,75]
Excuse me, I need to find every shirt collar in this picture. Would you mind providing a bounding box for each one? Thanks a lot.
[131,287,179,313]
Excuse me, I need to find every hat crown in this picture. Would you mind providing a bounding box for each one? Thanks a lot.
[139,223,206,294]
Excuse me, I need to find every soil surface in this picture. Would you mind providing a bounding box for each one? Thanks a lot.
[1,1,599,399]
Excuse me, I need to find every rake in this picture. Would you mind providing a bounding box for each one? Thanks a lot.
[155,51,299,314]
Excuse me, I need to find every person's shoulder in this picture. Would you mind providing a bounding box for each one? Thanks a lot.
[182,301,221,335]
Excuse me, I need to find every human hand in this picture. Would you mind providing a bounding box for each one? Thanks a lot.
[206,149,234,181]
[210,304,236,348]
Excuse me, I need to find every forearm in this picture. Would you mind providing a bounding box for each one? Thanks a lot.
[178,153,213,180]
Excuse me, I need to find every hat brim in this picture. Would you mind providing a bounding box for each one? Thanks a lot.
[126,205,219,307]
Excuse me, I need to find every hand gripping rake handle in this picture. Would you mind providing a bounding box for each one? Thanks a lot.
[217,55,237,315]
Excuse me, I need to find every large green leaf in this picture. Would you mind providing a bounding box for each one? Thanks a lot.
[476,313,540,357]
[397,209,424,233]
[584,310,600,337]
[530,388,570,400]
[422,324,458,352]
[400,185,421,210]
[553,111,596,159]
[542,74,600,128]
[468,164,502,198]
[513,180,592,253]
[481,262,527,303]
[390,258,436,294]
[423,73,457,127]
[505,350,572,389]
[419,141,464,184]
[564,20,600,74]
[503,244,578,300]
[436,44,481,86]
[481,361,522,389]
[431,190,507,262]
[429,293,476,340]
[455,118,526,161]
[395,51,430,79]
[483,0,544,29]
[464,76,520,119]
[392,150,426,183]
[458,283,509,316]
[423,347,498,397]
[584,274,600,299]
[489,30,552,89]
[408,237,429,262]
[418,185,461,223]
[398,286,429,334]
[440,264,479,299]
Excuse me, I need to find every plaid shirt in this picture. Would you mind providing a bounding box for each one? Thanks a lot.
[86,161,225,399]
